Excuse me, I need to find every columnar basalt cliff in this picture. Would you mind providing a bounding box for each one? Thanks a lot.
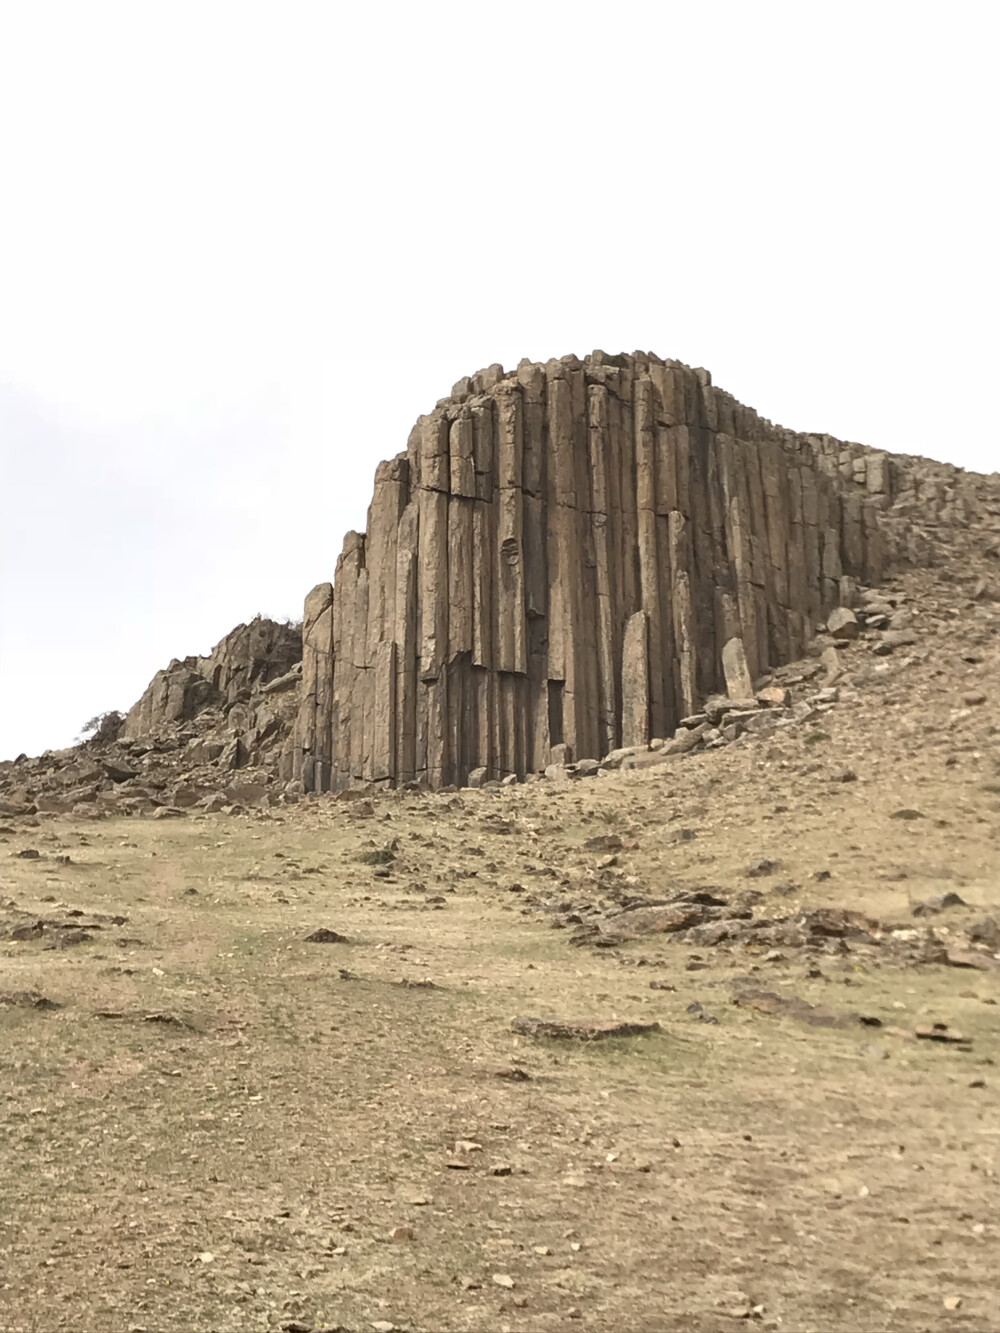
[292,351,923,793]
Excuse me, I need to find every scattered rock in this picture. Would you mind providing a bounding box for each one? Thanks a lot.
[602,902,720,938]
[665,723,710,756]
[732,986,856,1029]
[304,928,350,944]
[686,1001,718,1025]
[945,949,1000,973]
[821,644,844,682]
[966,916,1000,949]
[914,1023,971,1046]
[746,857,778,878]
[0,989,60,1010]
[827,607,859,641]
[756,686,791,708]
[511,1016,661,1041]
[583,834,624,853]
[912,892,966,916]
[494,1066,531,1082]
[874,629,918,654]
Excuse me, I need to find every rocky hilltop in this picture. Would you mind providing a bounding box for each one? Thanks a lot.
[2,351,998,817]
[0,618,301,818]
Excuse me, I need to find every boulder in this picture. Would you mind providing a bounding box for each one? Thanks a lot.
[827,607,859,641]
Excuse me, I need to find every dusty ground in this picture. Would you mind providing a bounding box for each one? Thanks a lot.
[2,568,999,1333]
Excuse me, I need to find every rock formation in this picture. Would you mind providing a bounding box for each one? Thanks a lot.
[292,350,967,793]
[123,616,301,745]
[4,351,994,814]
[0,618,302,819]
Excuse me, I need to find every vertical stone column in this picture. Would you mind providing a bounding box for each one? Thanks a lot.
[516,361,549,773]
[352,566,371,782]
[634,376,668,740]
[799,466,822,627]
[621,610,649,747]
[496,385,527,676]
[418,487,449,683]
[588,382,618,755]
[667,514,697,720]
[331,532,365,790]
[371,641,396,782]
[545,366,578,757]
[568,360,600,763]
[297,582,333,791]
[394,503,419,784]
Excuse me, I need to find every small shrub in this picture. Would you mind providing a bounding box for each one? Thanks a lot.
[78,711,125,744]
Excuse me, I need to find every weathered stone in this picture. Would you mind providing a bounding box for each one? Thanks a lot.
[621,611,650,747]
[912,892,966,916]
[511,1016,661,1041]
[821,644,844,683]
[605,903,719,936]
[827,606,859,640]
[966,917,1000,949]
[665,721,710,755]
[722,637,755,700]
[757,686,791,708]
[599,745,647,770]
[874,629,918,654]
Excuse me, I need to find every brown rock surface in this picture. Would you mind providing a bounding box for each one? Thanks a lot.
[292,352,997,791]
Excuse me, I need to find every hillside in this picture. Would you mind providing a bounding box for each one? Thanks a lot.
[2,552,999,1332]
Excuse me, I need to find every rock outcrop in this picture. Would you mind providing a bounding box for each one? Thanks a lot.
[293,351,993,792]
[122,616,301,742]
[0,618,302,818]
[4,350,996,815]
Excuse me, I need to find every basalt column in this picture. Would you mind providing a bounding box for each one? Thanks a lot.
[295,352,893,791]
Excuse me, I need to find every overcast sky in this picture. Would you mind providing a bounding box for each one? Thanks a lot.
[1,1,997,760]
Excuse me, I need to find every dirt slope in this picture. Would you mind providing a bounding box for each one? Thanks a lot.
[1,559,998,1333]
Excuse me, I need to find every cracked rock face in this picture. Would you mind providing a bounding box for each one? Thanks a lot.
[122,617,302,739]
[292,350,991,793]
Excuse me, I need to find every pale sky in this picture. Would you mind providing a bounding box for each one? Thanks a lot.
[1,1,997,760]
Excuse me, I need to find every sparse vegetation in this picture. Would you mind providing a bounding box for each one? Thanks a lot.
[77,709,125,743]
